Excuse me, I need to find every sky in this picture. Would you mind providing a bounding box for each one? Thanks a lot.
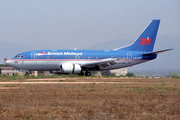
[0,0,180,70]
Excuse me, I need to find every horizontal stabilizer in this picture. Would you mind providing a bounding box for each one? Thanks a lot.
[142,49,173,56]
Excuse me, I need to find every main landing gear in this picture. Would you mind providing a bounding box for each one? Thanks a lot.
[79,71,91,76]
[85,71,91,76]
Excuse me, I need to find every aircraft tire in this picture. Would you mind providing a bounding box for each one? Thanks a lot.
[49,70,52,74]
[85,71,91,76]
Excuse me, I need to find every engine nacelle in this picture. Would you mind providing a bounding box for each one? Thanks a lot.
[61,63,81,74]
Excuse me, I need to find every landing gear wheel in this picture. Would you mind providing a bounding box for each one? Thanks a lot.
[49,70,52,74]
[85,71,91,76]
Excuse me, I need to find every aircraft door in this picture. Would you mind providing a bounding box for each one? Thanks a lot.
[31,52,37,59]
[127,53,132,60]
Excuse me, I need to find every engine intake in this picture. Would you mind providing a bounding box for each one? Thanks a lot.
[61,63,81,74]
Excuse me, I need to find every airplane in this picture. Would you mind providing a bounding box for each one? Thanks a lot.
[6,20,172,76]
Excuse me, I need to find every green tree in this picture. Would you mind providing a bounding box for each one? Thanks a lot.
[171,73,179,78]
[126,72,135,77]
[101,70,116,77]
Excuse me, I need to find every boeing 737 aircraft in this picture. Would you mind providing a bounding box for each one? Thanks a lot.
[6,20,172,76]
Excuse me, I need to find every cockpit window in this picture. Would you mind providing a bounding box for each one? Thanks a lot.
[20,55,24,58]
[14,55,24,58]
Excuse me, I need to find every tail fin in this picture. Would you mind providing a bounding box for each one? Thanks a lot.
[115,20,160,52]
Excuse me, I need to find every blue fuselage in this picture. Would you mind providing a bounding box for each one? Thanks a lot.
[6,49,157,71]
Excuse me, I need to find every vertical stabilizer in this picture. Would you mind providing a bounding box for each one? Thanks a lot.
[116,20,160,52]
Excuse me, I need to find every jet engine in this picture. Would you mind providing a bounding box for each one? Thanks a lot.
[61,63,81,74]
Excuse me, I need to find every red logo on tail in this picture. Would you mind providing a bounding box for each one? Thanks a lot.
[139,38,151,45]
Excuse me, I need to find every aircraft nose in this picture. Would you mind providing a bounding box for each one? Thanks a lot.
[6,59,13,66]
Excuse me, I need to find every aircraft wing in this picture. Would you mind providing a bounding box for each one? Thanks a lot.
[142,49,173,56]
[81,58,118,68]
